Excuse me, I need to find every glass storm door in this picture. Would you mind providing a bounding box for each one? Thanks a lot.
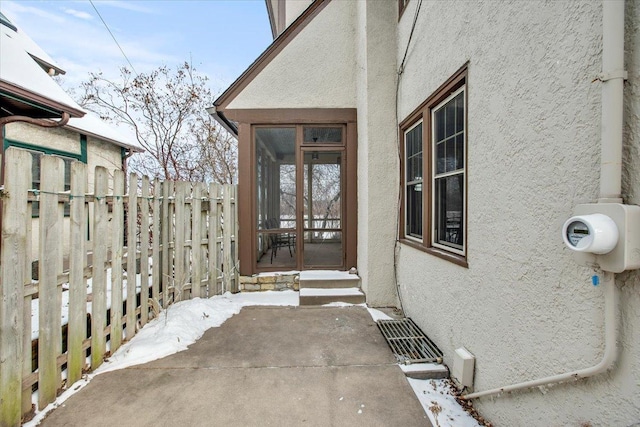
[303,150,343,268]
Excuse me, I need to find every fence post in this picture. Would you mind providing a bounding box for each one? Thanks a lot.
[0,148,30,426]
[91,167,109,370]
[67,160,88,386]
[110,170,125,352]
[38,155,64,409]
[126,173,138,339]
[140,176,150,325]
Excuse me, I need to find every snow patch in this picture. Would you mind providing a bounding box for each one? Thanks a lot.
[407,379,481,427]
[299,270,358,281]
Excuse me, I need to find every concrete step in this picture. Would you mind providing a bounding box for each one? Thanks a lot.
[399,363,449,380]
[298,270,361,289]
[299,287,366,306]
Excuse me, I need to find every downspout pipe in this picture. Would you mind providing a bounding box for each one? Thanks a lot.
[599,0,626,203]
[463,0,625,400]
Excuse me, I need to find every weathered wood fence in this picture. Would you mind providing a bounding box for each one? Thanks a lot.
[0,147,238,425]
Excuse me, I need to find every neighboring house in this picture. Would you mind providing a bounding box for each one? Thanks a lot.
[211,0,640,425]
[0,13,142,263]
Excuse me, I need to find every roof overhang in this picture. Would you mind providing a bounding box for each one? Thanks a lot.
[0,80,85,119]
[207,105,238,136]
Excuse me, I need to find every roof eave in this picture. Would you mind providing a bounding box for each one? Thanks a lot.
[207,106,238,137]
[0,80,85,118]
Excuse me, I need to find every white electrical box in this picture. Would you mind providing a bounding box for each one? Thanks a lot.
[451,347,475,390]
[563,203,640,272]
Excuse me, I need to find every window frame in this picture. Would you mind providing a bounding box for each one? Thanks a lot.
[403,119,423,243]
[399,64,468,267]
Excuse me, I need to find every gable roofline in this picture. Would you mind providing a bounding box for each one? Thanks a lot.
[264,0,278,39]
[213,0,330,111]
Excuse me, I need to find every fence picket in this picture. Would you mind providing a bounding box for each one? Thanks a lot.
[110,170,125,352]
[22,159,34,416]
[140,176,150,325]
[0,148,30,426]
[161,181,170,308]
[191,183,202,298]
[91,167,109,370]
[151,179,161,313]
[223,185,233,293]
[126,174,138,338]
[67,160,87,386]
[208,184,220,295]
[232,185,239,292]
[38,155,64,409]
[174,182,186,302]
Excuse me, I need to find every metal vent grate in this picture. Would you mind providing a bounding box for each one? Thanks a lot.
[377,318,443,364]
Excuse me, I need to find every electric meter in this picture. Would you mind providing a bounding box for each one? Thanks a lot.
[563,203,640,272]
[562,214,618,254]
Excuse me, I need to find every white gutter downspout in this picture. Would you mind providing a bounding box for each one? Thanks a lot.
[463,0,625,400]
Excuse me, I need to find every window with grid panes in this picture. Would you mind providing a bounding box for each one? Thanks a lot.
[399,65,467,264]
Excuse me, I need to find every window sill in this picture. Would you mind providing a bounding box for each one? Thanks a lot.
[399,239,468,268]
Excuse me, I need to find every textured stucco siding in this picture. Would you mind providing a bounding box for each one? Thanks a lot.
[86,135,122,192]
[285,0,313,27]
[227,0,356,109]
[355,0,399,307]
[396,1,640,426]
[4,122,81,155]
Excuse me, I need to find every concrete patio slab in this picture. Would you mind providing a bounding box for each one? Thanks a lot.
[40,306,431,426]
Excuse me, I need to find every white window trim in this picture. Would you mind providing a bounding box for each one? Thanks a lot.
[431,86,465,256]
[404,119,424,243]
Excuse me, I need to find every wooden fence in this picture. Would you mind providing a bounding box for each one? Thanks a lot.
[0,147,239,425]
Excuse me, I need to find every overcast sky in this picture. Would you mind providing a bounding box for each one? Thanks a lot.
[0,0,273,97]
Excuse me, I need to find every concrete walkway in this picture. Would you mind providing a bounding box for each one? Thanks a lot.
[40,306,431,426]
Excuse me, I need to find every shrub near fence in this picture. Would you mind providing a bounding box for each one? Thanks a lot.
[0,147,239,426]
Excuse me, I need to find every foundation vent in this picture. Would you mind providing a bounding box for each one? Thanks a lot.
[377,318,443,364]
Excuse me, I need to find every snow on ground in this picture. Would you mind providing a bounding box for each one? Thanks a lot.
[25,291,478,427]
[408,378,481,427]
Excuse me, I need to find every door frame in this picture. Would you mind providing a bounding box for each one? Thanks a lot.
[231,108,357,275]
[298,145,346,269]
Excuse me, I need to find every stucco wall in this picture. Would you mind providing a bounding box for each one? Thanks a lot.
[285,0,313,27]
[396,1,640,425]
[5,122,81,155]
[355,0,399,307]
[227,0,356,110]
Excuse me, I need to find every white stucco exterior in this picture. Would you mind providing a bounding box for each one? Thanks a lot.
[222,0,640,423]
[285,0,313,27]
[227,0,356,110]
[395,1,640,425]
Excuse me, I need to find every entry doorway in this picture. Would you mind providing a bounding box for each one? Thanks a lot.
[252,125,353,272]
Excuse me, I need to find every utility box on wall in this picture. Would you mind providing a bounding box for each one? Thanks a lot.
[452,347,475,390]
[563,203,640,273]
